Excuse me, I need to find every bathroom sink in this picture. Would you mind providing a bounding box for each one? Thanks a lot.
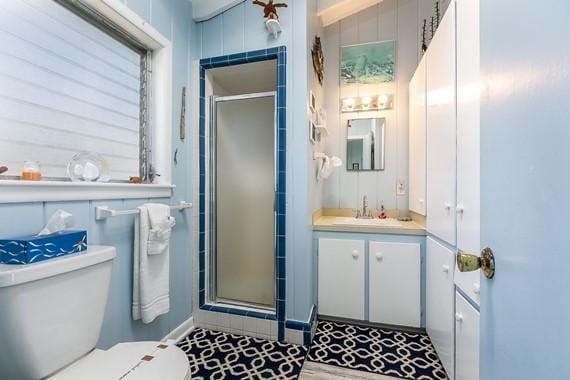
[333,217,402,228]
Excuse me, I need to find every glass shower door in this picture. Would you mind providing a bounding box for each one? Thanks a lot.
[211,93,276,309]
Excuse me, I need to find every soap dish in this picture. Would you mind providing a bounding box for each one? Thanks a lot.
[397,216,412,222]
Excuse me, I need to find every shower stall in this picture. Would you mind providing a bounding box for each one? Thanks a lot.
[209,92,277,310]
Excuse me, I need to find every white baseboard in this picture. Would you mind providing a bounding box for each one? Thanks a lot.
[162,316,195,343]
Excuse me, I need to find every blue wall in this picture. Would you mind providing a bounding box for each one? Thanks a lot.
[196,0,315,322]
[0,0,196,349]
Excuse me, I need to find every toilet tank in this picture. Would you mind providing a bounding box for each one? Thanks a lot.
[0,246,116,380]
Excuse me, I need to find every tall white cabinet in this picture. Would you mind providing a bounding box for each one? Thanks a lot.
[410,0,481,379]
[454,0,481,379]
[409,56,427,216]
[426,1,457,246]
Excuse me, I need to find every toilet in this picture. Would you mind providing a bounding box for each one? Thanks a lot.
[0,246,190,380]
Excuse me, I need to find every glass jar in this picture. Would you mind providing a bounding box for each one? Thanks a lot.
[21,161,42,181]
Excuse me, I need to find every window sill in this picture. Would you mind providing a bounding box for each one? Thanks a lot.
[0,180,174,203]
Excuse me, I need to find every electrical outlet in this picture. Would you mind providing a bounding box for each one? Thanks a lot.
[396,180,406,196]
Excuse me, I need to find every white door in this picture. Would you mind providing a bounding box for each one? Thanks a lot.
[426,1,457,246]
[409,55,427,216]
[318,238,365,320]
[426,237,455,379]
[455,292,480,380]
[368,242,420,327]
[478,1,570,378]
[455,0,481,305]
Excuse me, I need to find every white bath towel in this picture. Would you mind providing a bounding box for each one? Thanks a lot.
[132,203,176,323]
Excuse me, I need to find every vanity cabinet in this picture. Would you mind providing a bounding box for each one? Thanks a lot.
[317,238,365,320]
[426,0,457,246]
[426,237,455,379]
[408,55,427,216]
[369,242,420,327]
[316,234,423,328]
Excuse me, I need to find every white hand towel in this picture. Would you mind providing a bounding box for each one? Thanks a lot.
[132,203,174,323]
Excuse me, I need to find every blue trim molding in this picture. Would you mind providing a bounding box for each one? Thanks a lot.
[285,304,317,345]
[198,46,287,341]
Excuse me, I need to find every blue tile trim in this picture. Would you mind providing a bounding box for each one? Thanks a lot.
[285,304,317,345]
[198,47,287,341]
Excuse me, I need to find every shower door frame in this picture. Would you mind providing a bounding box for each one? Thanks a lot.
[198,47,287,341]
[208,91,278,312]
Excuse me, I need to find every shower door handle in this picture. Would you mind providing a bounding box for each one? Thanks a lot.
[273,192,277,212]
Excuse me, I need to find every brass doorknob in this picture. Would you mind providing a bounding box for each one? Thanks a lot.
[456,248,495,279]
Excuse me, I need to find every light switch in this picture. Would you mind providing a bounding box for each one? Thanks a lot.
[396,180,406,196]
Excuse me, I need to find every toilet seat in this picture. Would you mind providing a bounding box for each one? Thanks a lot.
[49,341,190,380]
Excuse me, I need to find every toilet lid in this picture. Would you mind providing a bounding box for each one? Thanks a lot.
[50,341,190,380]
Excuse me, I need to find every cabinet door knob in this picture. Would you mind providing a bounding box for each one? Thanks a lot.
[442,264,450,273]
[473,283,481,294]
[375,252,384,261]
[419,198,425,204]
[444,202,452,210]
[351,250,359,259]
[456,204,465,214]
[455,312,464,322]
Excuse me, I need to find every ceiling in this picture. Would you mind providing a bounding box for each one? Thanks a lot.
[209,60,277,95]
[318,0,383,27]
[192,0,245,22]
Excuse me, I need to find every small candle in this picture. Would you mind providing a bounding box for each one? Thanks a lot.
[21,161,42,181]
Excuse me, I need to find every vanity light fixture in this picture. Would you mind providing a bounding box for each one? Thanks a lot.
[341,94,394,113]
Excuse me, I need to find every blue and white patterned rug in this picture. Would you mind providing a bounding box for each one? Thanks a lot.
[177,328,308,379]
[307,321,448,380]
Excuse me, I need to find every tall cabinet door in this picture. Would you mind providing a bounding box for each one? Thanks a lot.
[318,238,365,320]
[409,55,427,216]
[369,242,421,327]
[426,1,457,245]
[426,237,455,379]
[456,0,481,305]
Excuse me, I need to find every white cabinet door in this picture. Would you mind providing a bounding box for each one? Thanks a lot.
[409,55,427,216]
[455,292,480,380]
[318,238,365,320]
[426,1,457,246]
[426,237,455,379]
[369,242,421,327]
[455,0,481,306]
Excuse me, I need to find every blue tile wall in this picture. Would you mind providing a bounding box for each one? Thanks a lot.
[198,47,287,340]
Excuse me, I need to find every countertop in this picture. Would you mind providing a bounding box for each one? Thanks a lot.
[312,209,427,236]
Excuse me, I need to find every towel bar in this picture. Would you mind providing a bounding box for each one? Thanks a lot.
[95,201,192,221]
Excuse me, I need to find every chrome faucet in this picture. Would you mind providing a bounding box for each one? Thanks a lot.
[356,195,373,219]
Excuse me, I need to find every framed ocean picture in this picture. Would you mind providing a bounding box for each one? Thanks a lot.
[340,40,396,85]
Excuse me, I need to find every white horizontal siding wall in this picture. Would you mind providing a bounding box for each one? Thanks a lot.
[0,0,140,180]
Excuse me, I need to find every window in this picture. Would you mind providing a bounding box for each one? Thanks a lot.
[0,0,153,182]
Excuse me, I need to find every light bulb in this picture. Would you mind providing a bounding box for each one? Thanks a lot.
[343,98,355,110]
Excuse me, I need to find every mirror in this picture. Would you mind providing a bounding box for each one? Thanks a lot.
[346,118,385,171]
